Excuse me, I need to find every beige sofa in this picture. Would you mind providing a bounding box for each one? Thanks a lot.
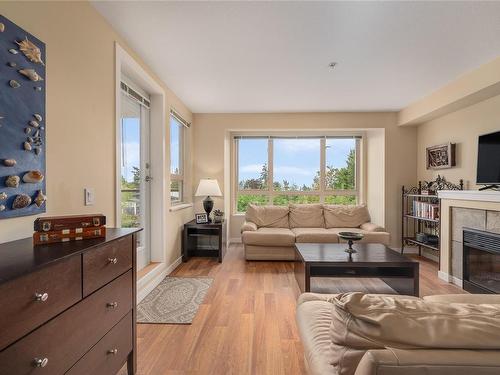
[241,203,390,260]
[297,292,500,375]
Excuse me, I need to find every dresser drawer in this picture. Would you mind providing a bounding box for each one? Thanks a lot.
[83,236,133,296]
[66,311,133,375]
[0,256,81,351]
[0,270,132,375]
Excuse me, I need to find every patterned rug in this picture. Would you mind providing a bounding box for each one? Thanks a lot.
[137,277,213,324]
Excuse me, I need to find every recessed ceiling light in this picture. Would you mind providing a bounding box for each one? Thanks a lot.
[328,62,337,69]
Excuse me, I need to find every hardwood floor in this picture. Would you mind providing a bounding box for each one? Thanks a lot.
[121,244,464,375]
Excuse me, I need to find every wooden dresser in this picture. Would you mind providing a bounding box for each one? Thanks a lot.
[0,228,140,375]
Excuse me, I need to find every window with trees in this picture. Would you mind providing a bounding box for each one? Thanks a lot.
[170,113,184,204]
[234,136,360,212]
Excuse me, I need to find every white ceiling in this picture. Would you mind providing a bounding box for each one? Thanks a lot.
[92,1,500,113]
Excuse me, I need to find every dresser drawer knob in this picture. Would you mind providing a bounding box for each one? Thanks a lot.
[106,302,118,309]
[34,292,49,302]
[107,348,118,355]
[33,357,48,368]
[108,257,118,264]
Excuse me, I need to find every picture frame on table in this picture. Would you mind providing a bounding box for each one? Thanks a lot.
[195,213,209,224]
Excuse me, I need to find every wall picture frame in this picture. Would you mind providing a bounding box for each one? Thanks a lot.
[195,212,209,224]
[426,143,456,170]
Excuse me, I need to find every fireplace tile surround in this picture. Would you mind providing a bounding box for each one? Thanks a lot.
[438,190,500,288]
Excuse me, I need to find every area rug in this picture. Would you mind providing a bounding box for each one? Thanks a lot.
[137,277,213,324]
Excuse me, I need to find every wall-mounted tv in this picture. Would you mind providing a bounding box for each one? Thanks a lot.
[477,130,500,187]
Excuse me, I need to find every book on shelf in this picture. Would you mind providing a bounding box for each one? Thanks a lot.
[411,200,439,220]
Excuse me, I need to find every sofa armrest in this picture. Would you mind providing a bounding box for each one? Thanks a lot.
[360,222,385,232]
[241,221,258,233]
[355,348,500,375]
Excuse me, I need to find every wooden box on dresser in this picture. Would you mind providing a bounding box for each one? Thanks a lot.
[0,228,141,375]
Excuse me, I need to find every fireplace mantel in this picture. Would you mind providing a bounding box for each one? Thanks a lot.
[438,190,500,202]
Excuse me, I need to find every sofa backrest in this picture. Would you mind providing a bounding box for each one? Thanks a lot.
[245,204,289,228]
[323,204,371,228]
[329,292,500,375]
[245,203,373,229]
[289,203,325,228]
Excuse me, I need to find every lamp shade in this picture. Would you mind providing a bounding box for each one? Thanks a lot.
[195,179,222,197]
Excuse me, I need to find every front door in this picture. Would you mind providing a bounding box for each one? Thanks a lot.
[119,87,151,271]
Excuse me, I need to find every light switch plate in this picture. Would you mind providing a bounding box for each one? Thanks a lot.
[84,188,95,206]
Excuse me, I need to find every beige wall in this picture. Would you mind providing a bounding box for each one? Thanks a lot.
[192,113,417,247]
[0,2,193,267]
[417,94,500,188]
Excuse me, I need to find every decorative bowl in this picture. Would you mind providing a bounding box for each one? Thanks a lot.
[338,232,364,254]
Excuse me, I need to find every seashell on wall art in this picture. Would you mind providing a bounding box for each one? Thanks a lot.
[9,80,20,88]
[12,194,32,209]
[0,23,4,32]
[5,176,20,188]
[34,190,46,207]
[0,192,7,201]
[16,37,44,66]
[23,170,44,183]
[3,159,16,167]
[18,68,44,82]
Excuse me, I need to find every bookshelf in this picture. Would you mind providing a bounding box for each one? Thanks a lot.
[401,176,463,257]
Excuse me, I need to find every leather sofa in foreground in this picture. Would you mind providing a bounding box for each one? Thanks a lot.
[241,203,390,260]
[297,292,500,375]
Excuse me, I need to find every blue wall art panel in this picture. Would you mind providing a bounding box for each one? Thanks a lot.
[0,15,46,219]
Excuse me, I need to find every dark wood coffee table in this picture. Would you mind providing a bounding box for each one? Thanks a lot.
[294,243,419,296]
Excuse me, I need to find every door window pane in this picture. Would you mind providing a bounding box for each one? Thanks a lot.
[273,138,320,191]
[325,138,356,190]
[238,138,268,190]
[120,100,141,229]
[237,194,268,212]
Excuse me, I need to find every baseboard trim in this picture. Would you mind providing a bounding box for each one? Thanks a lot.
[438,270,451,282]
[229,237,242,245]
[137,256,182,303]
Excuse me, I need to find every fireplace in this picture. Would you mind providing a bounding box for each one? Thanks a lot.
[463,228,500,294]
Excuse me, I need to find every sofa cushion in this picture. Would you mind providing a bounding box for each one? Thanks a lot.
[241,221,257,233]
[245,204,289,228]
[289,204,325,228]
[329,228,390,245]
[292,228,339,243]
[323,204,370,228]
[242,227,295,247]
[329,292,500,375]
[296,300,336,375]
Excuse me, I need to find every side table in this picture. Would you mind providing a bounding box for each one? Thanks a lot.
[182,219,227,263]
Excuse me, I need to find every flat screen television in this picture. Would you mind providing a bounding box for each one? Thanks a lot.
[477,130,500,186]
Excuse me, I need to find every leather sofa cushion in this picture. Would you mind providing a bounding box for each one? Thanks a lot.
[323,204,371,228]
[292,228,339,243]
[296,300,336,375]
[289,204,325,228]
[242,227,295,246]
[423,294,500,304]
[245,204,289,228]
[241,221,257,232]
[329,228,390,246]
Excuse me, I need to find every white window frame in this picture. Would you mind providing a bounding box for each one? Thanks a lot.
[169,109,189,205]
[233,134,362,213]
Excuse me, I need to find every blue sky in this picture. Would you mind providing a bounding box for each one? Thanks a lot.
[239,138,354,188]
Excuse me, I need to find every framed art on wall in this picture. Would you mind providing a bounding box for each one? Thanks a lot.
[0,15,46,219]
[426,143,456,170]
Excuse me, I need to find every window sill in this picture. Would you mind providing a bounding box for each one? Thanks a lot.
[169,203,193,212]
[232,213,245,217]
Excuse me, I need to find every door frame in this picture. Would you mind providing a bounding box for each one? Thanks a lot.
[115,43,166,265]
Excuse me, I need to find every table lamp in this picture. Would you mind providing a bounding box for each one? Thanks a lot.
[195,178,222,220]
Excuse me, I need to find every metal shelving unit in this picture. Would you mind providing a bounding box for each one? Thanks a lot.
[402,176,463,258]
